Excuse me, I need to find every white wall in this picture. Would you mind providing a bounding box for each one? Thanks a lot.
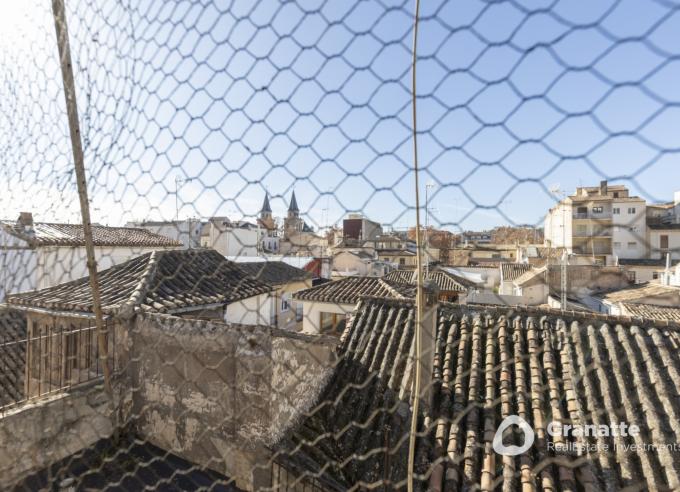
[224,293,273,325]
[514,283,548,306]
[648,230,680,260]
[132,221,203,248]
[36,246,172,290]
[544,203,573,249]
[301,301,355,335]
[611,199,646,259]
[209,226,258,257]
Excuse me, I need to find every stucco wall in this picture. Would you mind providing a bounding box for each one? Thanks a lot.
[129,314,337,490]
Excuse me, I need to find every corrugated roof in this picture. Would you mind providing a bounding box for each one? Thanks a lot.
[276,297,680,490]
[8,249,272,314]
[0,222,182,247]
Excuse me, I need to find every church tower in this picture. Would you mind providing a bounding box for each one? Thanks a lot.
[283,190,304,237]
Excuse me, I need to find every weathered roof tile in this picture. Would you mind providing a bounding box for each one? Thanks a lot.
[7,250,271,314]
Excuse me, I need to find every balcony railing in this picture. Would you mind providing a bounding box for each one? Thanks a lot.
[573,212,613,220]
[573,229,612,237]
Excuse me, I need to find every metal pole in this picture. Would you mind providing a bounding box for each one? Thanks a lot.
[51,0,112,397]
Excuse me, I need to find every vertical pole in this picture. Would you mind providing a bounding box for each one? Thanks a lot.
[51,0,112,397]
[408,0,423,490]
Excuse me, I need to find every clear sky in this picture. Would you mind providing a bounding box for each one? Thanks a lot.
[1,0,680,232]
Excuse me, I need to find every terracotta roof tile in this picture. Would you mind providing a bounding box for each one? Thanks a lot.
[384,268,475,292]
[620,302,680,322]
[293,276,413,304]
[7,250,272,314]
[0,222,182,247]
[236,261,312,285]
[276,298,680,490]
[501,262,532,281]
[597,282,680,303]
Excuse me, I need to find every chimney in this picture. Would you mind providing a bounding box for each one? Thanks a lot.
[600,180,608,196]
[17,212,33,228]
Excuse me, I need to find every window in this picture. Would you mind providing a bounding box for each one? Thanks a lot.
[626,271,636,283]
[613,242,621,249]
[661,235,669,249]
[613,207,620,215]
[281,293,290,312]
[295,304,303,322]
[628,207,636,214]
[627,241,637,250]
[320,312,347,335]
[399,258,405,266]
[592,206,603,214]
[613,192,619,198]
[653,272,660,280]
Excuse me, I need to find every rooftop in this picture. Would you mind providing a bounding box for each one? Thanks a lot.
[276,297,680,490]
[1,220,181,248]
[293,276,414,304]
[236,261,312,285]
[384,267,476,292]
[620,302,680,322]
[500,262,532,281]
[7,249,272,315]
[596,282,680,303]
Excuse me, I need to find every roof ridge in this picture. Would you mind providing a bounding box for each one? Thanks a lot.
[379,278,409,299]
[117,251,162,317]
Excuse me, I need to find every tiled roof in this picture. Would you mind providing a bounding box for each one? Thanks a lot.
[597,282,680,303]
[501,262,532,281]
[384,268,475,292]
[0,222,182,247]
[276,297,680,490]
[293,276,413,304]
[620,302,680,322]
[0,308,26,407]
[7,249,272,314]
[236,261,312,285]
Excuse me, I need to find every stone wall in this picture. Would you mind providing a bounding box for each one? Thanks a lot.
[0,381,119,489]
[129,313,337,490]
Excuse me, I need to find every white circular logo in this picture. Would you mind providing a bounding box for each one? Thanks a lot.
[492,415,535,456]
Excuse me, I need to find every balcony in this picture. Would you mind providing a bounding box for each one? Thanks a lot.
[572,228,612,238]
[573,212,612,220]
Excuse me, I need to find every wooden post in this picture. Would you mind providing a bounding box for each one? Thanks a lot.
[51,0,112,397]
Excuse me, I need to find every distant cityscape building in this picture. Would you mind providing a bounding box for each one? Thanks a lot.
[544,181,648,265]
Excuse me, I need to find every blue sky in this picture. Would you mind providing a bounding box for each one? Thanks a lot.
[2,0,680,232]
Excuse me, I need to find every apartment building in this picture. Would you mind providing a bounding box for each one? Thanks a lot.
[544,181,646,264]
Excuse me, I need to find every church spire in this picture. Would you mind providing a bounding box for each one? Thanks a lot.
[288,190,299,214]
[260,193,272,215]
